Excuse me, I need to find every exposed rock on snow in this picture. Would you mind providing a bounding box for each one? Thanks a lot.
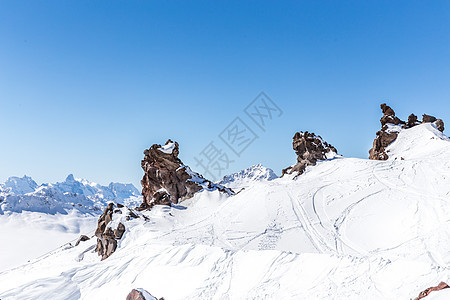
[369,104,404,160]
[126,288,161,300]
[94,203,141,260]
[140,139,233,209]
[75,234,90,246]
[217,164,278,191]
[369,103,445,160]
[414,281,449,300]
[282,131,337,177]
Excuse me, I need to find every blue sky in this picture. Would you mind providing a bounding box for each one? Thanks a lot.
[1,1,449,187]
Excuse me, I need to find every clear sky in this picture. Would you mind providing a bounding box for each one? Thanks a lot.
[1,1,449,188]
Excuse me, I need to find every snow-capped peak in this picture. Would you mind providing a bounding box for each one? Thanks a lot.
[217,164,278,191]
[2,175,38,194]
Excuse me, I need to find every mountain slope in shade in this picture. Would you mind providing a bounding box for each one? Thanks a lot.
[217,164,278,191]
[1,124,450,299]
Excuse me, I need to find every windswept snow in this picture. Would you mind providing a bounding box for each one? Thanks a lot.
[1,124,450,299]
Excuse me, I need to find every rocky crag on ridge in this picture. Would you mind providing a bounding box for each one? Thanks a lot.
[282,131,338,177]
[140,139,233,209]
[94,203,142,260]
[369,103,445,160]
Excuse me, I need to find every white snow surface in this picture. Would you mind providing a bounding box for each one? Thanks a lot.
[1,124,450,299]
[217,163,278,191]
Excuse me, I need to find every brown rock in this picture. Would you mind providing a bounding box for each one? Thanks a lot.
[140,139,233,209]
[435,119,445,132]
[94,203,140,260]
[369,104,446,160]
[282,131,337,177]
[422,114,437,123]
[380,103,404,126]
[126,288,163,300]
[369,104,404,160]
[407,114,419,128]
[75,234,90,246]
[126,289,147,300]
[414,281,449,300]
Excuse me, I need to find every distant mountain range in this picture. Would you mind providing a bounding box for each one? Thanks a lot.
[0,174,142,214]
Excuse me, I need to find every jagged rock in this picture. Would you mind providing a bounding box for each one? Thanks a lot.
[75,234,90,246]
[414,281,449,300]
[126,288,163,300]
[407,114,419,128]
[282,131,337,177]
[370,104,446,160]
[140,139,233,209]
[94,203,140,260]
[422,114,437,123]
[380,103,404,126]
[435,119,445,132]
[422,114,444,132]
[370,104,403,160]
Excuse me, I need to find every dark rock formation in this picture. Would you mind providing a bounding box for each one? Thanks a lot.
[282,131,337,177]
[369,104,445,160]
[126,288,163,300]
[422,114,445,132]
[407,114,420,128]
[435,119,445,132]
[414,281,449,300]
[75,234,90,246]
[422,114,437,123]
[380,103,405,126]
[140,139,233,210]
[94,203,140,260]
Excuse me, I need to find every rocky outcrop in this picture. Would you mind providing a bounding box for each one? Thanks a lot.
[94,203,140,260]
[140,139,233,210]
[414,281,449,300]
[369,104,445,160]
[126,288,163,300]
[282,131,337,177]
[75,234,90,246]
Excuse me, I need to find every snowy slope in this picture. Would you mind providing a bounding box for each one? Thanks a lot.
[1,124,450,299]
[0,175,142,272]
[217,164,278,191]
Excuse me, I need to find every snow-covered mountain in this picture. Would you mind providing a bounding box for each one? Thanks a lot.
[0,175,142,272]
[0,174,142,214]
[1,123,450,299]
[217,163,278,191]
